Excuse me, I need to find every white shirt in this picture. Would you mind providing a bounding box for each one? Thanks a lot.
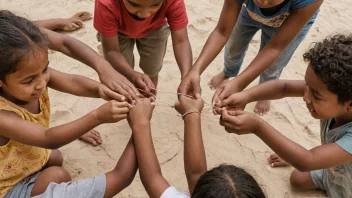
[160,186,190,198]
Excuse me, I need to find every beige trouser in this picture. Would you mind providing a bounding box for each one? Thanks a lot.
[118,24,170,77]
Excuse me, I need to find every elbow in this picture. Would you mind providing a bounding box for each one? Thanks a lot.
[292,158,314,172]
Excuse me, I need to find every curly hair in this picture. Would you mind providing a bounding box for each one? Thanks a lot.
[0,10,49,81]
[303,34,352,104]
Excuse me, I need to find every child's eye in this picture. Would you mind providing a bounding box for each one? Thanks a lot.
[313,94,321,101]
[23,79,33,84]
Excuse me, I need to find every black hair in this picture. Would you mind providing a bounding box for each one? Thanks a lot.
[303,34,352,104]
[0,10,49,81]
[192,165,266,198]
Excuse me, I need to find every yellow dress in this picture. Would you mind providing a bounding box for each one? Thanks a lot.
[0,89,51,197]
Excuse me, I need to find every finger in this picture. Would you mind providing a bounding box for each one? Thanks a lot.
[138,79,151,94]
[115,101,131,108]
[71,23,80,30]
[72,19,83,27]
[192,80,202,99]
[212,87,223,106]
[116,114,128,120]
[123,81,139,99]
[106,90,126,101]
[114,85,132,101]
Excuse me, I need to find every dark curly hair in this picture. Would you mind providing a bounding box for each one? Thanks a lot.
[0,10,49,82]
[303,34,352,104]
[192,165,266,198]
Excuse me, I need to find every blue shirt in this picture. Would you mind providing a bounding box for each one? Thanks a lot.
[235,0,318,28]
[320,119,352,197]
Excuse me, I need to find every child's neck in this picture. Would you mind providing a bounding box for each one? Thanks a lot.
[332,113,352,129]
[0,90,29,106]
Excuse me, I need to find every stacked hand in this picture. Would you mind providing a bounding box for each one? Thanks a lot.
[219,109,263,135]
[178,69,202,99]
[128,98,155,126]
[94,101,131,124]
[174,96,204,116]
[131,71,156,97]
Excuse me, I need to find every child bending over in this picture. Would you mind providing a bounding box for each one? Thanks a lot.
[0,10,135,198]
[219,34,352,197]
[128,96,265,198]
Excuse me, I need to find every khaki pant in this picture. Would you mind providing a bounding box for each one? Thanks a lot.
[118,24,170,77]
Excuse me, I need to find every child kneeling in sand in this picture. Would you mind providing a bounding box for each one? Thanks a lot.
[218,34,352,197]
[0,11,138,198]
[127,96,266,198]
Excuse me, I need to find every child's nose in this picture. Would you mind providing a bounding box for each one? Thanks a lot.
[35,79,46,90]
[137,10,151,18]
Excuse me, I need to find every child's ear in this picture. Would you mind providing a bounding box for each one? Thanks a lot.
[347,100,352,112]
[0,80,3,88]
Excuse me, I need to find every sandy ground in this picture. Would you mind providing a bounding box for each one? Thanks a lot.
[1,0,352,197]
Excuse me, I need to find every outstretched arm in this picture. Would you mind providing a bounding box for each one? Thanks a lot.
[41,28,138,101]
[0,100,130,149]
[129,99,170,198]
[175,97,206,193]
[104,136,138,198]
[217,80,306,108]
[171,27,193,78]
[220,110,352,172]
[48,68,124,101]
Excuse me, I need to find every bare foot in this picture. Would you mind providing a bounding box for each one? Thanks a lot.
[268,154,290,167]
[208,72,229,90]
[79,130,102,146]
[254,100,270,116]
[61,11,92,32]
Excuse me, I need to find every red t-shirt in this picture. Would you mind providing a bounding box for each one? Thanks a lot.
[94,0,188,38]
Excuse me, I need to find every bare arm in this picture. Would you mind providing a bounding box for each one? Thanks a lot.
[218,80,306,109]
[129,99,170,198]
[193,0,242,74]
[171,27,193,77]
[184,113,207,193]
[35,19,71,31]
[101,35,154,92]
[42,28,138,100]
[47,68,124,101]
[0,100,129,149]
[103,136,138,197]
[256,120,352,172]
[230,0,323,90]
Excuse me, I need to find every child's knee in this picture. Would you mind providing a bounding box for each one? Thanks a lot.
[290,169,316,190]
[45,166,71,183]
[45,150,64,167]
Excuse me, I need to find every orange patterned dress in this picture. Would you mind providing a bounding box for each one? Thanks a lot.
[0,89,51,197]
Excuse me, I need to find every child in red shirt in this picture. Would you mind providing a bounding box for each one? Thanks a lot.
[94,0,192,94]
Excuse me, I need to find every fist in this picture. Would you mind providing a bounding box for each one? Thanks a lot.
[95,100,131,123]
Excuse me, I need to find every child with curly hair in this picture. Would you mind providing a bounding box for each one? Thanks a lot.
[218,34,352,197]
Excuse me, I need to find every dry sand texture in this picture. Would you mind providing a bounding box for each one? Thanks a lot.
[1,0,352,197]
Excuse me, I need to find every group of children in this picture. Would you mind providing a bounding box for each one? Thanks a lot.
[0,0,351,197]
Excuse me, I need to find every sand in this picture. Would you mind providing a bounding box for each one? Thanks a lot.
[1,0,352,197]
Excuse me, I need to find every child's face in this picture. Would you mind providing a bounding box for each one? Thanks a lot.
[253,0,284,8]
[303,66,352,120]
[123,0,164,19]
[0,49,49,102]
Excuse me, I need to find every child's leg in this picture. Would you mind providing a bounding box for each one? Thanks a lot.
[33,11,92,32]
[30,166,72,196]
[254,24,312,116]
[290,169,321,190]
[31,137,137,198]
[137,24,170,88]
[44,149,64,168]
[209,8,260,90]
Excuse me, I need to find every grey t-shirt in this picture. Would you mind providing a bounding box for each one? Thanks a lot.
[320,119,352,197]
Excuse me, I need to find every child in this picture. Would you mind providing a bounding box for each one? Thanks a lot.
[0,10,135,198]
[128,96,266,197]
[178,0,323,115]
[219,34,352,197]
[94,0,192,93]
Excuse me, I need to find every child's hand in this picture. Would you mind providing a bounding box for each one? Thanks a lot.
[95,100,131,123]
[213,92,250,115]
[98,84,126,101]
[174,96,204,115]
[128,98,155,125]
[219,109,262,135]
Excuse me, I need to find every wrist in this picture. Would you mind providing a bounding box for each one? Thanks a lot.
[253,116,265,136]
[95,60,112,76]
[183,111,200,120]
[131,120,150,128]
[89,110,103,126]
